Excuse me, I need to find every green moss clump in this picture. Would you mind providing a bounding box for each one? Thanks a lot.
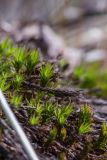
[0,38,107,159]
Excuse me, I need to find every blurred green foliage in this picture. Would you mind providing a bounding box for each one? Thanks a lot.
[73,63,107,98]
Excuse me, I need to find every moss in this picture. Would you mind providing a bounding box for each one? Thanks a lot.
[73,62,107,98]
[0,38,107,159]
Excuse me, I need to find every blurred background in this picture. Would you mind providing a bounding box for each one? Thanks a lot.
[0,0,107,23]
[0,0,107,67]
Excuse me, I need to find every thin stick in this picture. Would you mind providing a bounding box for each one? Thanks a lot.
[0,90,39,160]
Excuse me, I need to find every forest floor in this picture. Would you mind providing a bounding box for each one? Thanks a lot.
[1,13,107,160]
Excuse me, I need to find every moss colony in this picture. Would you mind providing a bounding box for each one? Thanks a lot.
[0,39,107,160]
